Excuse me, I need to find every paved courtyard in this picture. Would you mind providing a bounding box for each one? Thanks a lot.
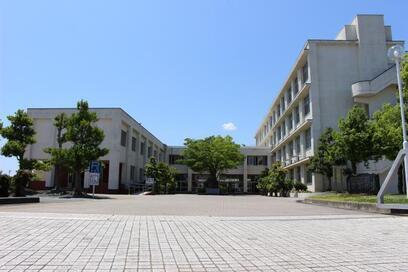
[1,195,408,271]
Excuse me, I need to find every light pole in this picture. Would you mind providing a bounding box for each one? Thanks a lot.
[388,45,407,197]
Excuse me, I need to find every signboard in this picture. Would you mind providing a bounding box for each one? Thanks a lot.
[90,161,100,174]
[89,173,100,186]
[146,177,155,185]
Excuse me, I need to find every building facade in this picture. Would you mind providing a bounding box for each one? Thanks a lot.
[26,108,270,193]
[255,15,404,192]
[26,108,167,193]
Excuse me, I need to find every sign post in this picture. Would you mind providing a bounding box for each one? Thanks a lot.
[89,161,100,198]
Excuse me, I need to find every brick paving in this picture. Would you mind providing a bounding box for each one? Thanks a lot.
[0,210,408,271]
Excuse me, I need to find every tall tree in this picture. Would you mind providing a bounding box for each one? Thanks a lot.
[44,113,69,192]
[0,110,36,169]
[180,135,244,189]
[309,128,344,190]
[336,106,374,174]
[64,100,109,195]
[0,110,47,196]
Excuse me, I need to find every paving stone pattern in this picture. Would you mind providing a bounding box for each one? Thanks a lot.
[0,212,407,271]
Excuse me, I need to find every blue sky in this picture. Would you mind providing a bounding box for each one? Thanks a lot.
[1,0,407,174]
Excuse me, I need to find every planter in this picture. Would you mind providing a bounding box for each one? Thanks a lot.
[0,196,40,204]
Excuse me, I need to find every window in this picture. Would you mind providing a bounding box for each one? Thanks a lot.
[269,116,273,129]
[139,168,144,182]
[288,115,293,131]
[294,105,300,125]
[303,95,310,116]
[286,88,292,104]
[305,128,312,150]
[288,141,293,157]
[277,150,281,161]
[282,146,286,161]
[277,104,281,118]
[270,136,274,147]
[302,62,309,84]
[293,77,298,95]
[296,166,301,181]
[169,155,184,164]
[140,141,146,155]
[131,137,137,152]
[282,124,286,137]
[295,136,301,154]
[281,97,285,112]
[130,165,136,181]
[247,156,267,166]
[277,127,281,140]
[120,130,127,147]
[289,169,294,180]
[306,168,312,185]
[147,146,153,158]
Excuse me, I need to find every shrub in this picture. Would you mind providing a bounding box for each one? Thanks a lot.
[13,170,34,197]
[0,172,10,197]
[280,179,294,197]
[294,181,308,192]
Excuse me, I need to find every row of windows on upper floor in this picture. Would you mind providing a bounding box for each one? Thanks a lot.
[257,62,309,145]
[257,93,310,146]
[271,127,312,165]
[120,130,163,160]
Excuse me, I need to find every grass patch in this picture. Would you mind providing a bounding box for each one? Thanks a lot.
[309,193,408,204]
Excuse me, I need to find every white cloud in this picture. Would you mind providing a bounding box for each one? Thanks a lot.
[222,122,237,131]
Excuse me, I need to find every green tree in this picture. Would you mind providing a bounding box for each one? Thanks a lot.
[180,136,244,189]
[309,128,344,190]
[370,56,408,193]
[64,100,109,195]
[0,110,47,196]
[336,106,374,174]
[372,104,403,161]
[44,113,69,192]
[0,110,36,169]
[145,157,176,194]
[257,162,292,197]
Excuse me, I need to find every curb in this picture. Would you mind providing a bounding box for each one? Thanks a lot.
[300,198,408,214]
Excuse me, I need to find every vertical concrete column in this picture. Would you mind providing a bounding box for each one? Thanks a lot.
[243,156,248,193]
[187,168,193,192]
[45,170,53,188]
[293,167,298,182]
[108,155,120,191]
[300,164,306,184]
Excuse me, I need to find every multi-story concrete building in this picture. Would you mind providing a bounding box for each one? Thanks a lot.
[167,146,270,193]
[255,15,404,192]
[26,108,167,193]
[26,108,270,193]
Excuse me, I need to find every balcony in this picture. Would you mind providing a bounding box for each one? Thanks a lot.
[352,65,397,98]
[271,117,312,153]
[258,82,311,146]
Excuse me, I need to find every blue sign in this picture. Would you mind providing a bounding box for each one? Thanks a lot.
[90,161,100,174]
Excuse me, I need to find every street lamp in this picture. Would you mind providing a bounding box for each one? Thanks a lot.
[388,44,407,197]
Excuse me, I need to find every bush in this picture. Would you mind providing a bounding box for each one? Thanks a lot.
[13,170,33,197]
[280,179,294,197]
[0,172,10,197]
[294,181,308,192]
